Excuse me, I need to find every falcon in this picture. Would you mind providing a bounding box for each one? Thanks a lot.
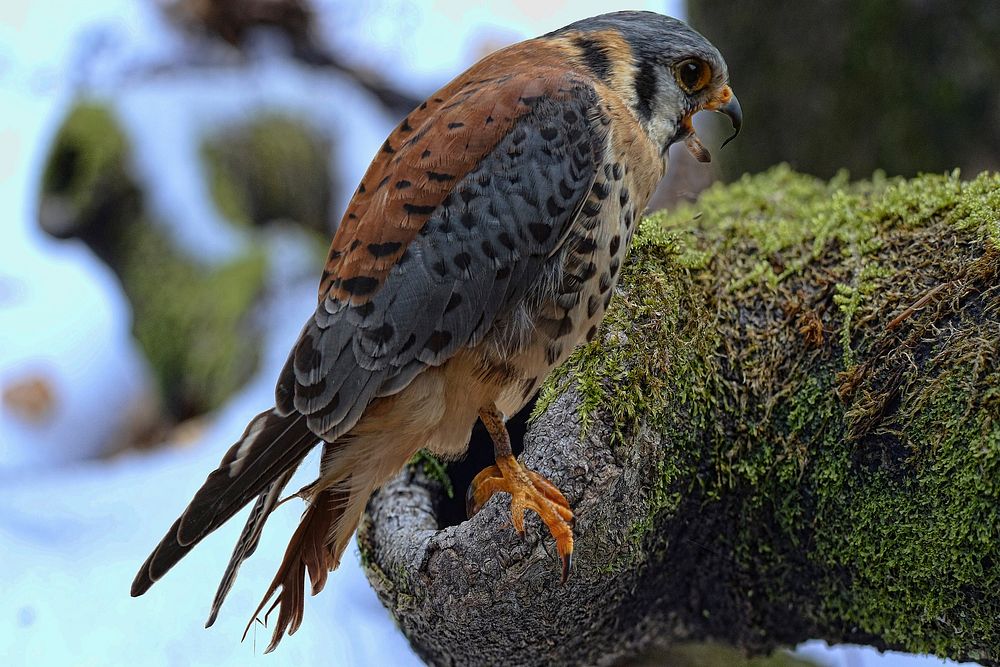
[131,10,741,651]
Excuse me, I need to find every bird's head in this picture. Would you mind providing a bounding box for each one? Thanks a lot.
[549,11,741,162]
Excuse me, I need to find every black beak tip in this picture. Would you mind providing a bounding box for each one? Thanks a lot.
[718,94,743,149]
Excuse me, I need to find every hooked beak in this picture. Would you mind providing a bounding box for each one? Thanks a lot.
[679,84,742,163]
[706,84,742,148]
[717,94,742,148]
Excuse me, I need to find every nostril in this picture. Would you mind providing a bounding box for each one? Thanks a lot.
[435,396,535,529]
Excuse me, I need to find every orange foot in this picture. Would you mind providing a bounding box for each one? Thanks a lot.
[466,455,575,581]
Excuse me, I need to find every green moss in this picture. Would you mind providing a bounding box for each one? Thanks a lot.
[534,225,716,438]
[541,166,1000,661]
[408,450,455,499]
[359,544,393,590]
[201,114,334,236]
[41,102,127,209]
[38,101,139,239]
[121,221,267,419]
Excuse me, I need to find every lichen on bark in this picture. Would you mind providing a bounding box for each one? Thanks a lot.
[360,166,1000,667]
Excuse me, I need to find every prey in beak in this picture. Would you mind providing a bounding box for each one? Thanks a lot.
[682,84,742,163]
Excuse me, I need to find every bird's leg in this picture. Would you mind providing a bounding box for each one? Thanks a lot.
[467,405,575,581]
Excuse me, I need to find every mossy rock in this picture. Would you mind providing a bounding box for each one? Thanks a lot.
[201,113,335,235]
[362,166,999,666]
[38,100,270,422]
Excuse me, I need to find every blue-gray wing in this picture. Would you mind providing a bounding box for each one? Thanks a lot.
[278,82,609,438]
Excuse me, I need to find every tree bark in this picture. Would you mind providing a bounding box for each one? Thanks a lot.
[358,167,1000,667]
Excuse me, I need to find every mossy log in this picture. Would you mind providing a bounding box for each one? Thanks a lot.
[358,167,1000,667]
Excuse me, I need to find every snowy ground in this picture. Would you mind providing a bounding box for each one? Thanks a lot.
[0,1,977,665]
[1,278,424,666]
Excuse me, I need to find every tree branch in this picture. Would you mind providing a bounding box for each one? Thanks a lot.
[359,167,1000,667]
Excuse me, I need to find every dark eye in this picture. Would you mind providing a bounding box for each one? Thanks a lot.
[676,58,711,93]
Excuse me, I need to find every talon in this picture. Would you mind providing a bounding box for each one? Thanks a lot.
[561,551,573,584]
[466,464,503,518]
[465,481,477,519]
[510,500,527,534]
[468,453,575,581]
[474,407,576,582]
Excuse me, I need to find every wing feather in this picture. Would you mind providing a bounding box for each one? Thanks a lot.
[131,409,315,597]
[276,73,608,437]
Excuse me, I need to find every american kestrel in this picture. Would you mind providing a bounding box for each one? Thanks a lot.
[132,11,740,651]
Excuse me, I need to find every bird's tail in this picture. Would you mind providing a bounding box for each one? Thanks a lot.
[131,408,317,609]
[243,466,380,653]
[204,466,299,628]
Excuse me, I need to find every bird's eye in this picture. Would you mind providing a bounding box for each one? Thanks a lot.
[675,58,711,94]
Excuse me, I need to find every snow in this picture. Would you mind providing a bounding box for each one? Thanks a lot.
[0,238,151,468]
[0,0,155,467]
[320,0,682,96]
[0,1,981,665]
[0,290,422,665]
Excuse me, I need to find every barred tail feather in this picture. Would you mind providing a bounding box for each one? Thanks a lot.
[205,466,299,628]
[131,409,317,598]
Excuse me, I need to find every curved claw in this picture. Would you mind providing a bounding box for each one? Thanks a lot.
[466,464,503,518]
[561,551,573,584]
[467,456,575,582]
[465,479,478,519]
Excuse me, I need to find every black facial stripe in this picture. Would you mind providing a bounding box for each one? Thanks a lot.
[662,114,693,155]
[573,35,613,81]
[634,59,657,122]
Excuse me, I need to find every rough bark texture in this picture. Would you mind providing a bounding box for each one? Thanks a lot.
[358,167,1000,667]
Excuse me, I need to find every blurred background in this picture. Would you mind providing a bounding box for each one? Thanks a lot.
[0,1,995,665]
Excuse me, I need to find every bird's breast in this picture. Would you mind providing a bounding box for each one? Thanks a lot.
[485,138,657,418]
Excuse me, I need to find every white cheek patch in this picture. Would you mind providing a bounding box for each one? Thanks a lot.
[642,79,687,149]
